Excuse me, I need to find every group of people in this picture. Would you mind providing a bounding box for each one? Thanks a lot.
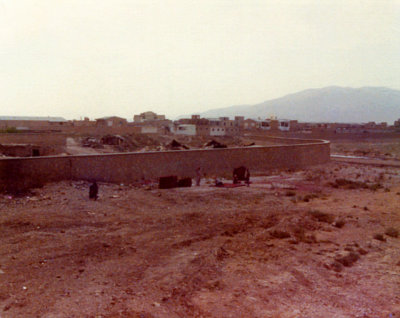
[88,166,250,199]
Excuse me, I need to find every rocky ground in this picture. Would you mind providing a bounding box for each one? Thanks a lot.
[0,162,399,317]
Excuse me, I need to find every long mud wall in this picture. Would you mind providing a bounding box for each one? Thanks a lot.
[0,133,67,146]
[0,133,67,156]
[0,138,330,192]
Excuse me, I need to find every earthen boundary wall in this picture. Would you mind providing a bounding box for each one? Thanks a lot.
[0,137,330,192]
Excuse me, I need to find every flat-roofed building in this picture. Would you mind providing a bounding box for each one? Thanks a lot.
[134,111,166,122]
[0,116,69,131]
[95,116,128,127]
[72,117,96,127]
[174,115,244,136]
[244,119,259,130]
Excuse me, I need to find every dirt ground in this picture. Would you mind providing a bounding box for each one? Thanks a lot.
[0,161,400,318]
[330,139,400,161]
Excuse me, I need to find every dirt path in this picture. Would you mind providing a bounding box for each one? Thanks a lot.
[0,162,399,317]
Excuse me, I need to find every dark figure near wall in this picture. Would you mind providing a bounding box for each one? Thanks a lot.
[245,168,250,187]
[89,181,98,200]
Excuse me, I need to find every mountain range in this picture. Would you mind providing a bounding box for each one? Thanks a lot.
[196,86,400,124]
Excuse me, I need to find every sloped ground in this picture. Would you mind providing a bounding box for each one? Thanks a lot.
[0,162,399,317]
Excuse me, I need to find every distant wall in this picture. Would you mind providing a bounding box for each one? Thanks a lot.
[0,144,33,157]
[0,133,67,156]
[0,138,330,192]
[0,133,66,145]
[248,131,400,141]
[64,126,143,136]
[0,120,67,130]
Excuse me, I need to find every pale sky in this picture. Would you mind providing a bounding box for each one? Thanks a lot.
[0,0,399,120]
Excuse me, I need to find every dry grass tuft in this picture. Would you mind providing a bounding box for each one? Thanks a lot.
[373,233,386,242]
[334,219,346,228]
[329,178,383,191]
[302,193,319,202]
[291,227,316,244]
[357,247,368,255]
[309,210,335,224]
[270,230,291,239]
[335,252,360,267]
[385,227,399,238]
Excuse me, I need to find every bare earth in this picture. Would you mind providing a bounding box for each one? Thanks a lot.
[0,162,400,318]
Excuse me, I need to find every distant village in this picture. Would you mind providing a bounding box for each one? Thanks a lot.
[1,111,399,135]
[0,111,399,158]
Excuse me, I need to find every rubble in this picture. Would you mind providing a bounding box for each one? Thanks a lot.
[165,139,189,150]
[203,139,227,148]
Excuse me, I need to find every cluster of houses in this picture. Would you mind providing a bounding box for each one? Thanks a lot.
[0,112,398,136]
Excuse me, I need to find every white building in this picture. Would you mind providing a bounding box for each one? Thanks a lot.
[279,120,290,131]
[174,124,196,136]
[206,118,226,136]
[141,126,159,134]
[260,120,271,130]
[210,127,226,136]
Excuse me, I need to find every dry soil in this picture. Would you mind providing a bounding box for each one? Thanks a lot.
[0,162,399,317]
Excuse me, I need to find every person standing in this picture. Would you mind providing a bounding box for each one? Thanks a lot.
[89,181,98,200]
[195,167,202,186]
[245,168,250,187]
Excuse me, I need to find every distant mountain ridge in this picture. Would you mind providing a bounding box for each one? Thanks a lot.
[197,86,400,124]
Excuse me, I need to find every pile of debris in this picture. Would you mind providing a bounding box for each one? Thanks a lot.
[203,139,227,149]
[125,133,165,152]
[81,137,104,149]
[101,135,137,152]
[165,139,189,150]
[100,135,125,146]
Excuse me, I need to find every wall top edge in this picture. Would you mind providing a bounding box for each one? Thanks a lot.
[0,139,329,161]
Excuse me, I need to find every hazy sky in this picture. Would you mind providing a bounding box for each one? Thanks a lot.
[1,0,399,120]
